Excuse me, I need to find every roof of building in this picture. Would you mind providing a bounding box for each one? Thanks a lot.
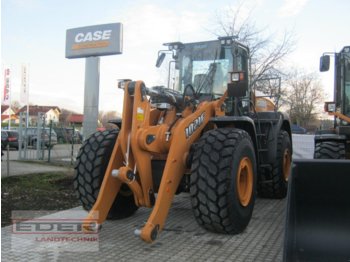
[1,105,10,114]
[68,114,84,123]
[17,105,61,115]
[1,115,18,121]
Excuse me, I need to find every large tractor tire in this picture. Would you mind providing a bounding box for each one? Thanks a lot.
[74,129,138,219]
[314,141,346,159]
[190,128,257,234]
[258,130,292,199]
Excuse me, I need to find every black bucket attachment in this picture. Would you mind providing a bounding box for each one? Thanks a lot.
[284,159,350,262]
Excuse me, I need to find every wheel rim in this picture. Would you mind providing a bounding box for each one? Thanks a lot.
[283,149,291,181]
[236,157,254,207]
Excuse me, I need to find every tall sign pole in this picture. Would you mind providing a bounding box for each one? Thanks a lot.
[65,23,123,140]
[83,56,100,139]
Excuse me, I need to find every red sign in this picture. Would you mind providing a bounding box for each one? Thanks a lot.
[3,68,10,105]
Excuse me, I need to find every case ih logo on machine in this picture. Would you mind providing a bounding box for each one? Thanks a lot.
[72,30,112,50]
[185,112,205,139]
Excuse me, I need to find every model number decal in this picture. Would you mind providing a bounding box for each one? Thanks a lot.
[185,113,205,139]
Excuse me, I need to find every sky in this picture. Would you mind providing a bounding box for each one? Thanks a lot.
[1,0,350,114]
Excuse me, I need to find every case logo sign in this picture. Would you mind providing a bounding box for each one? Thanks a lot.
[66,23,123,59]
[73,30,112,50]
[75,30,112,43]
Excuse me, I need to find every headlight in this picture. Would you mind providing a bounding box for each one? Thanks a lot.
[324,102,336,112]
[231,72,245,82]
[231,72,240,81]
[118,79,131,89]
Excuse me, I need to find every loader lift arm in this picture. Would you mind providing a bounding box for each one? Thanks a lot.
[327,111,350,123]
[83,80,226,242]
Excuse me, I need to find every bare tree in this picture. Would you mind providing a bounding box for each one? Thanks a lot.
[59,108,75,126]
[10,100,21,112]
[212,2,295,101]
[284,70,324,127]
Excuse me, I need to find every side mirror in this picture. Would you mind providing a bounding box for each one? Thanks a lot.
[156,53,166,68]
[320,55,330,72]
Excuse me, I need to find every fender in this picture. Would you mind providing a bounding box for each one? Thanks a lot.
[108,118,122,129]
[210,116,259,163]
[211,112,292,165]
[255,111,292,163]
[315,133,347,143]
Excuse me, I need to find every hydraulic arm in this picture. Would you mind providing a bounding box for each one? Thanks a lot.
[83,80,225,242]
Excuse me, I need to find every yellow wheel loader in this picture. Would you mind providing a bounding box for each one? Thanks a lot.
[74,37,292,243]
[315,46,350,159]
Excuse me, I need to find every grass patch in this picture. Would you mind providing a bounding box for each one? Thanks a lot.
[1,172,80,227]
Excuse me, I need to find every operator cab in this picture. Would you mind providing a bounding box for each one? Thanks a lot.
[156,37,250,115]
[320,46,350,119]
[339,46,350,117]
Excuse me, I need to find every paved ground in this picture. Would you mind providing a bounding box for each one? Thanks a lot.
[1,160,71,177]
[1,194,287,262]
[292,134,314,159]
[1,145,289,261]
